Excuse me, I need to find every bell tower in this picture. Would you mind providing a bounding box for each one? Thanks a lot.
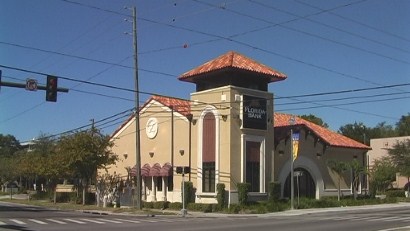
[179,51,287,203]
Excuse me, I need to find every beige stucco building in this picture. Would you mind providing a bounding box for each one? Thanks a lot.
[368,136,410,188]
[108,51,370,205]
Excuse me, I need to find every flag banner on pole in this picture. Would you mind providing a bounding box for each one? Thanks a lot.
[292,132,300,160]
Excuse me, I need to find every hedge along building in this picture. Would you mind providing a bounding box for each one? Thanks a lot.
[108,51,370,204]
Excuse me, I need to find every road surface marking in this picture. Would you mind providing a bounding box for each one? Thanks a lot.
[63,218,86,224]
[28,219,47,224]
[81,218,105,224]
[0,221,6,225]
[10,219,26,225]
[46,219,67,224]
[377,225,410,231]
[96,218,122,224]
[113,218,141,223]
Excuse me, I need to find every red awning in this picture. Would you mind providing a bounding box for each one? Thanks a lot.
[149,163,161,177]
[160,162,172,176]
[130,164,151,177]
[141,163,151,177]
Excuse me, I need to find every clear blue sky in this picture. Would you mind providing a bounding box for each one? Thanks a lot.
[1,0,409,143]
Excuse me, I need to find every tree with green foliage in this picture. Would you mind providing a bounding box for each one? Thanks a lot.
[368,122,397,139]
[338,122,368,144]
[327,159,349,201]
[300,114,329,128]
[58,128,118,205]
[369,157,396,195]
[388,139,410,195]
[0,134,21,157]
[349,159,366,200]
[0,134,22,185]
[396,114,410,136]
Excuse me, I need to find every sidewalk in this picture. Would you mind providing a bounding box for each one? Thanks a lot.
[2,194,410,218]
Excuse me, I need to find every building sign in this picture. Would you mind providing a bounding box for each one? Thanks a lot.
[242,95,267,130]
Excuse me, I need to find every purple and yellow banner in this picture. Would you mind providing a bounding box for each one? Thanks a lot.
[292,132,300,161]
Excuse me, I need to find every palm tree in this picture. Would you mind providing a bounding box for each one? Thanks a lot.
[327,160,349,201]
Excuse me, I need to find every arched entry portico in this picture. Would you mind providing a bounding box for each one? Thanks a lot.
[284,167,315,198]
[278,156,323,199]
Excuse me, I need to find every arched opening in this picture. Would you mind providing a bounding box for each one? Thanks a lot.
[284,167,315,198]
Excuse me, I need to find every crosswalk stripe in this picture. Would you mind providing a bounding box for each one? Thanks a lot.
[81,218,105,224]
[96,218,122,224]
[113,218,141,223]
[28,219,47,224]
[46,219,67,224]
[10,219,26,225]
[63,218,86,224]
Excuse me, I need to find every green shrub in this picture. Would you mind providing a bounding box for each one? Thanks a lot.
[386,189,405,198]
[182,181,194,206]
[237,183,250,206]
[216,183,226,209]
[143,201,154,209]
[268,182,281,202]
[153,201,169,209]
[168,202,182,210]
[187,203,215,213]
[227,204,241,214]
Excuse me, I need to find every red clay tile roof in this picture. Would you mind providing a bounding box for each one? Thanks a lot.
[274,113,370,150]
[151,95,191,116]
[179,51,287,82]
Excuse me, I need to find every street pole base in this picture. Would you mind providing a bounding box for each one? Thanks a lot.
[181,209,187,217]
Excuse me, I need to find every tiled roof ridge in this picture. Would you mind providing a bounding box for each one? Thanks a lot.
[179,51,287,81]
[151,95,191,116]
[274,113,370,150]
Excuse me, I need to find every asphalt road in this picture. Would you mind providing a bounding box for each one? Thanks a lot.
[1,201,410,231]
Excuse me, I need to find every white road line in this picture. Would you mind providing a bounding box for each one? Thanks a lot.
[28,219,47,224]
[63,218,86,224]
[10,219,26,225]
[81,218,105,224]
[113,218,141,223]
[95,218,122,224]
[376,225,410,231]
[46,219,67,224]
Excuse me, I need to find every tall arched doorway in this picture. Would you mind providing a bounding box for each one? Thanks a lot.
[284,168,315,198]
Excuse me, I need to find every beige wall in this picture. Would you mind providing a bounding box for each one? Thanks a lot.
[368,136,410,188]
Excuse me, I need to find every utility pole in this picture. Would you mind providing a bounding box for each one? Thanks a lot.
[132,6,142,210]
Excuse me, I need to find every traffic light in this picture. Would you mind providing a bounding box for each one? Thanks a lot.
[46,75,57,102]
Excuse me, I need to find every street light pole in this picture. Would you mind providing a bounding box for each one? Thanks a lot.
[289,116,295,210]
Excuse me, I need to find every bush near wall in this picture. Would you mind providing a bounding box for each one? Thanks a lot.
[216,183,226,209]
[268,182,281,202]
[386,189,406,198]
[187,203,219,213]
[237,183,250,206]
[182,181,194,206]
[168,202,182,210]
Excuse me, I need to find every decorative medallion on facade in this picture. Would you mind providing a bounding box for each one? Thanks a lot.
[146,117,158,139]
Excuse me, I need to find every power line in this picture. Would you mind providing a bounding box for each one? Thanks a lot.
[194,0,410,66]
[249,0,410,55]
[275,82,410,100]
[294,0,410,44]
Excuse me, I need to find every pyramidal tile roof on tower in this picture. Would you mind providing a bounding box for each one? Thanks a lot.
[178,51,287,82]
[274,113,371,150]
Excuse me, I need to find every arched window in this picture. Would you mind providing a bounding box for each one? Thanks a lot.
[202,112,216,192]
